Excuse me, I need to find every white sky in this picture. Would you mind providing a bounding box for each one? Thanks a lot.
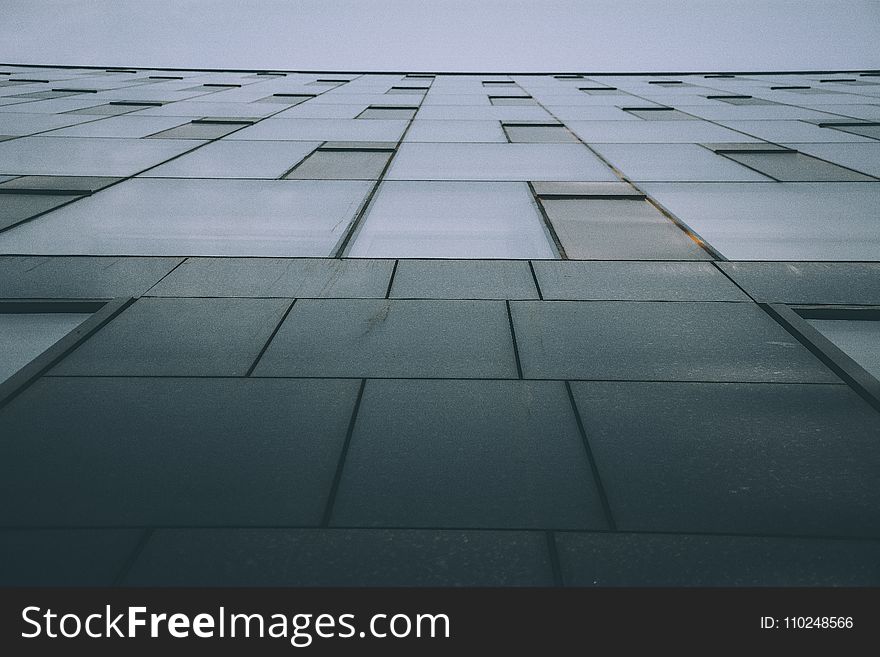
[1,0,879,72]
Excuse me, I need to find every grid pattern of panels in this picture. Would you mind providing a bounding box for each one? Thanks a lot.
[1,66,880,587]
[1,68,877,260]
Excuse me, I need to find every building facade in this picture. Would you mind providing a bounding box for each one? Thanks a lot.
[1,65,879,585]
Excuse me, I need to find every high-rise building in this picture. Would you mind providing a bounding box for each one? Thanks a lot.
[1,65,879,586]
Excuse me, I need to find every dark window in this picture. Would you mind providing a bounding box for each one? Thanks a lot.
[502,123,579,143]
[357,106,418,120]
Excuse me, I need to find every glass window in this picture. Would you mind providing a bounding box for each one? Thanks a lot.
[255,94,315,105]
[647,81,691,87]
[0,308,92,384]
[386,87,428,95]
[144,120,246,139]
[65,103,154,116]
[0,175,118,194]
[784,143,880,178]
[539,197,711,260]
[580,87,625,95]
[531,181,644,198]
[0,194,81,231]
[719,150,875,182]
[817,121,880,140]
[284,147,393,180]
[502,123,580,143]
[707,95,777,106]
[806,317,880,380]
[489,96,538,106]
[357,106,418,120]
[622,107,696,121]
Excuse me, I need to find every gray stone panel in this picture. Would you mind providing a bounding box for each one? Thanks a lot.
[0,193,80,231]
[148,257,393,298]
[332,379,608,529]
[569,381,880,536]
[0,255,182,298]
[51,297,290,376]
[0,529,142,586]
[125,528,554,586]
[390,259,539,299]
[510,300,838,382]
[532,261,749,301]
[718,261,880,304]
[556,531,880,586]
[253,299,518,378]
[0,377,359,526]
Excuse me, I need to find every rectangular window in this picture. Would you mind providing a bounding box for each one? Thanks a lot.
[0,302,98,386]
[386,86,428,95]
[489,96,538,106]
[191,117,258,125]
[647,80,689,87]
[11,90,81,100]
[0,194,82,232]
[0,175,119,196]
[283,143,395,180]
[799,308,880,381]
[531,181,645,199]
[709,144,875,181]
[65,103,161,116]
[502,123,579,143]
[706,95,777,106]
[579,87,622,95]
[0,176,121,230]
[622,107,695,120]
[537,197,709,260]
[109,101,165,107]
[357,106,418,120]
[704,143,793,153]
[256,93,316,104]
[817,121,880,140]
[309,79,351,86]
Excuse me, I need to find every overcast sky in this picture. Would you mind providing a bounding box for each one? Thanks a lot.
[1,0,879,72]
